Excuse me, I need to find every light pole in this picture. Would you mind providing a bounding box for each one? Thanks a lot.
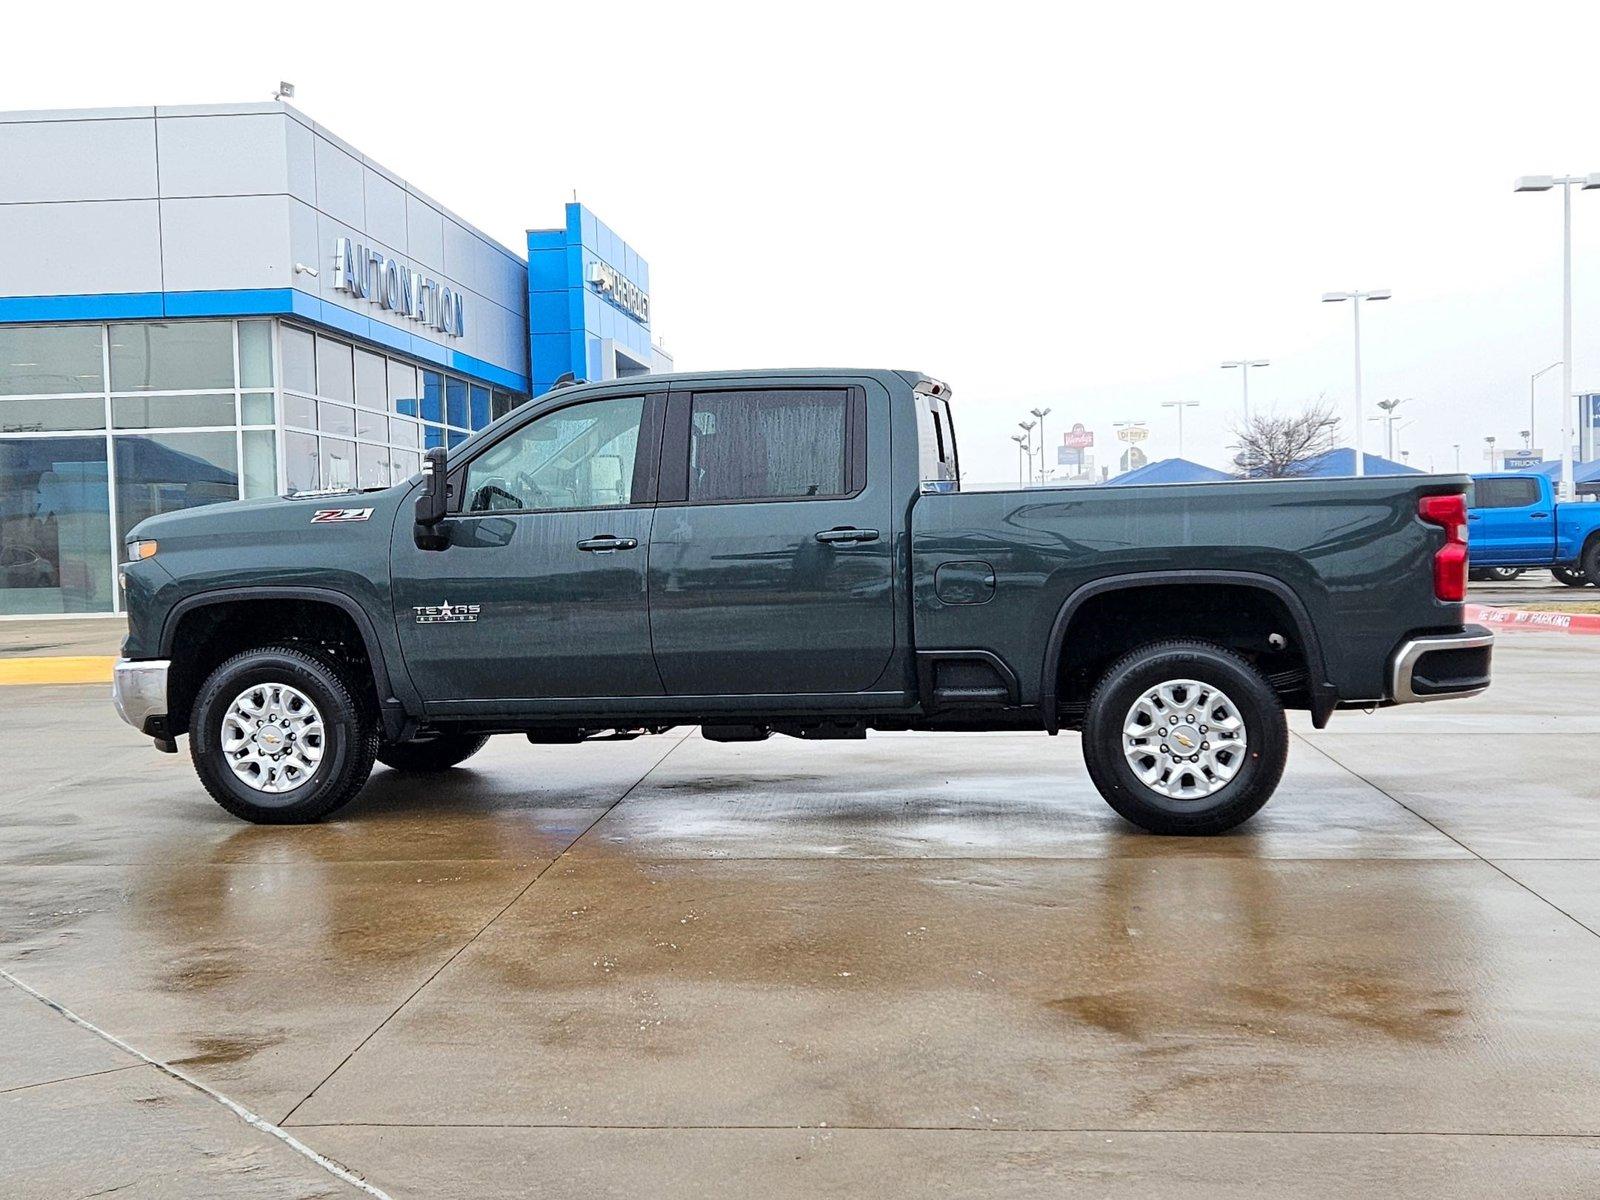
[1030,407,1052,481]
[1370,397,1408,461]
[1322,289,1392,477]
[1453,443,1461,472]
[1160,400,1200,459]
[1484,434,1497,471]
[1515,173,1600,498]
[1520,428,1532,450]
[1010,434,1028,486]
[1017,420,1036,486]
[1529,360,1562,453]
[1220,360,1269,423]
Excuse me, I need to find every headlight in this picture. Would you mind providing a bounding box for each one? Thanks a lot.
[126,539,159,562]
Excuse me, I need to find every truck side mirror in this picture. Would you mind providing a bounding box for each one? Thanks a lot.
[413,447,451,551]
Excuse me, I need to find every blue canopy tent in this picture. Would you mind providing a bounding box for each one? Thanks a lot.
[1291,447,1423,477]
[1510,458,1600,484]
[1107,457,1233,486]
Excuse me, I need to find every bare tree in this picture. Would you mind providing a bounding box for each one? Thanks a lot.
[1230,399,1340,478]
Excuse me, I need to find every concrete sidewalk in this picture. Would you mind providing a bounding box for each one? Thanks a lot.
[0,618,124,685]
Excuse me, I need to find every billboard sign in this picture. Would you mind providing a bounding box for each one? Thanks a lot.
[1063,423,1095,450]
[1116,424,1150,444]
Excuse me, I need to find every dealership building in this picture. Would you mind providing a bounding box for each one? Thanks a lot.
[0,100,667,617]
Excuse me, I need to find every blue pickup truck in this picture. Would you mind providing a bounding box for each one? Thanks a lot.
[1469,472,1600,586]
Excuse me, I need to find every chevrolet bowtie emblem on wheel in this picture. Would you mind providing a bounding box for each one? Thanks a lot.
[413,600,480,624]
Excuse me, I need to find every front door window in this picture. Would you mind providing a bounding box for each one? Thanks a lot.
[463,396,644,513]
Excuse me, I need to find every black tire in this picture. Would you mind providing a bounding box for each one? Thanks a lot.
[189,646,377,824]
[1081,640,1288,836]
[1553,565,1591,588]
[1467,568,1489,582]
[375,732,490,773]
[1485,566,1523,582]
[1583,540,1600,587]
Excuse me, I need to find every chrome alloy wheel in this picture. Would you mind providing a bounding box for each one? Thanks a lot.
[1121,678,1247,801]
[220,682,325,794]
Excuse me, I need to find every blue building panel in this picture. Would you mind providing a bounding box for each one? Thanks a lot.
[525,202,655,396]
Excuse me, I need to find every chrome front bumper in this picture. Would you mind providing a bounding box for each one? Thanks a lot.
[1389,628,1494,704]
[112,658,170,733]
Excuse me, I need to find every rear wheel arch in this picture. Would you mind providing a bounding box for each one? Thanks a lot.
[1039,571,1332,733]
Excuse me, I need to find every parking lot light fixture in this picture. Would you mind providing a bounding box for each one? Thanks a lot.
[1322,290,1392,477]
[1516,173,1600,499]
[1030,407,1052,480]
[1160,399,1200,458]
[1220,360,1269,423]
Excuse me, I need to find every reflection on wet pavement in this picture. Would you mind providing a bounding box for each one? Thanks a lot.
[4,637,1600,1198]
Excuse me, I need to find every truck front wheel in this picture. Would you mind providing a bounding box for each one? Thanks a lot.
[189,646,377,824]
[1583,541,1600,587]
[1081,640,1288,836]
[376,733,490,773]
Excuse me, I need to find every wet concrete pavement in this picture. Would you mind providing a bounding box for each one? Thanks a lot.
[4,635,1599,1197]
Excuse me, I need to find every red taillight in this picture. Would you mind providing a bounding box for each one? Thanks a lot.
[1418,493,1468,602]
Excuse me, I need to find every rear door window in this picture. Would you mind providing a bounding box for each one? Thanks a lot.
[688,389,850,502]
[1473,477,1540,508]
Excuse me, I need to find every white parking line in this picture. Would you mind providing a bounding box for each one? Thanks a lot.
[0,966,394,1200]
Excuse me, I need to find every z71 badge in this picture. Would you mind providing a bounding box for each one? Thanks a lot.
[413,601,480,624]
[311,508,374,524]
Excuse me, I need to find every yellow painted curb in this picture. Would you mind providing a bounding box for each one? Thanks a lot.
[0,656,116,686]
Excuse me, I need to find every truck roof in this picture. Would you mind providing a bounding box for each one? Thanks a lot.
[545,368,944,396]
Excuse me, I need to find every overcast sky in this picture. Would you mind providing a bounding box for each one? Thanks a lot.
[7,1,1600,484]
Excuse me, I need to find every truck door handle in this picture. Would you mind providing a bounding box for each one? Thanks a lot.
[815,527,880,545]
[577,535,638,553]
[1531,512,1549,519]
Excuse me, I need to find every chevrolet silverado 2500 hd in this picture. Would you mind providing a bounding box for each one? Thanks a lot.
[114,370,1492,834]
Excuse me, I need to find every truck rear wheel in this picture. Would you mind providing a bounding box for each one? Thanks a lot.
[189,646,377,824]
[1081,640,1287,836]
[1553,565,1591,587]
[376,733,490,773]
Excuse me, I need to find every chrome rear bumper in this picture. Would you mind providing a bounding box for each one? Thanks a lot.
[112,658,170,733]
[1389,628,1493,704]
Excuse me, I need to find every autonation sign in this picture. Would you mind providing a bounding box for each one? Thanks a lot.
[332,238,465,339]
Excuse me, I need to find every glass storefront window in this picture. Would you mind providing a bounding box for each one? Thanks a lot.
[446,376,468,430]
[315,337,354,404]
[356,408,386,443]
[242,392,274,426]
[112,393,236,429]
[112,431,239,546]
[319,438,356,491]
[318,403,355,438]
[242,429,277,498]
[109,321,233,392]
[283,394,315,430]
[238,321,274,389]
[355,350,386,410]
[388,360,418,418]
[420,370,444,424]
[281,326,316,395]
[0,437,113,614]
[470,384,491,430]
[1,397,105,433]
[491,390,515,423]
[357,444,390,489]
[0,325,103,395]
[390,418,420,449]
[284,431,318,494]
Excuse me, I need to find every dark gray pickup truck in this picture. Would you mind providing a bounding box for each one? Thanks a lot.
[114,369,1492,834]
